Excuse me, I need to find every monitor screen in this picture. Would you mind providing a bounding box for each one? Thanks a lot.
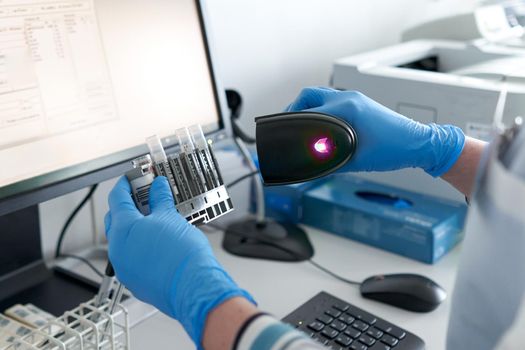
[0,0,222,200]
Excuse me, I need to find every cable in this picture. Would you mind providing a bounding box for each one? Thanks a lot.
[232,120,256,144]
[206,222,362,287]
[307,259,361,286]
[226,89,256,144]
[226,170,259,188]
[226,88,265,223]
[59,254,104,278]
[55,184,99,258]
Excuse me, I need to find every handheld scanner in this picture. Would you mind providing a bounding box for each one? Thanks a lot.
[255,112,357,185]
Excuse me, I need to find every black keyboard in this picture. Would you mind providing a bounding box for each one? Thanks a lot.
[282,292,425,350]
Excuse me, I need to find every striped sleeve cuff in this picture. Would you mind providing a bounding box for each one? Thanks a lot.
[235,315,324,350]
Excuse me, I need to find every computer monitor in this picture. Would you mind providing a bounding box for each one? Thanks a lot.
[0,0,228,216]
[0,0,228,315]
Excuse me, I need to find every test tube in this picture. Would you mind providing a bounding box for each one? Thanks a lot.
[188,125,222,188]
[126,127,234,225]
[175,127,208,195]
[146,135,181,203]
[176,127,194,154]
[126,155,155,215]
[168,154,193,201]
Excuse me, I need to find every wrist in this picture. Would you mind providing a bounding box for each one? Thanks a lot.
[422,124,466,177]
[203,297,260,350]
[441,137,488,196]
[168,247,256,348]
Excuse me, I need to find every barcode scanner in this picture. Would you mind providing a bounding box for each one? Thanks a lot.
[255,112,358,185]
[222,112,357,263]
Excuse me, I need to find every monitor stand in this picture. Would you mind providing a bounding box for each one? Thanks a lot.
[0,205,99,316]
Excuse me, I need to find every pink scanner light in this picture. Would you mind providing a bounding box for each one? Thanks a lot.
[313,137,332,154]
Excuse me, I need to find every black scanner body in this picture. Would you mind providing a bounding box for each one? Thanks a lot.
[255,112,357,185]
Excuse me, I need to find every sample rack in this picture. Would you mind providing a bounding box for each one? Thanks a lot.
[3,297,129,350]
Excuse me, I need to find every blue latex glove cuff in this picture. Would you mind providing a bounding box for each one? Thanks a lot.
[168,246,256,348]
[423,124,466,177]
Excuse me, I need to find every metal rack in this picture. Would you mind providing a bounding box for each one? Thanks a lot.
[3,297,129,350]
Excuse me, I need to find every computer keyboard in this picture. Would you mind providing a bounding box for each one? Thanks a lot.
[282,291,425,350]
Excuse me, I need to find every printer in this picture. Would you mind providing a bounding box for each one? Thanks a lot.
[332,39,525,201]
[402,2,525,48]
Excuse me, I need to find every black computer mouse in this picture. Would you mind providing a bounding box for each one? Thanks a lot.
[360,273,447,312]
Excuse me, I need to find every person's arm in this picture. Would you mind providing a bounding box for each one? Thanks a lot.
[202,297,258,350]
[286,87,483,195]
[203,298,323,350]
[106,177,323,350]
[105,177,256,349]
[441,136,487,197]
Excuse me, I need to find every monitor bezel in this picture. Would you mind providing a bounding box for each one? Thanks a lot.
[0,0,231,217]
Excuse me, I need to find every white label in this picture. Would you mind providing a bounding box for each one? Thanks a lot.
[466,122,492,142]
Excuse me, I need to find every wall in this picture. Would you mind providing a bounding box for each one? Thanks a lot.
[39,0,478,259]
[204,0,478,134]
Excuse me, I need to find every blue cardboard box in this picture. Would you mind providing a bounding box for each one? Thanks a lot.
[302,175,467,264]
[261,179,327,224]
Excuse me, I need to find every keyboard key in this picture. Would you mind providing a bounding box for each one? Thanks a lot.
[330,345,347,350]
[350,342,368,350]
[326,308,342,318]
[352,320,369,332]
[369,343,391,350]
[339,313,355,324]
[355,313,377,325]
[344,327,361,339]
[359,334,376,346]
[331,320,347,332]
[314,336,329,345]
[303,329,315,337]
[335,334,353,346]
[321,326,339,339]
[381,334,399,347]
[387,328,405,340]
[375,321,406,340]
[317,314,334,325]
[308,321,325,332]
[333,302,350,312]
[347,308,376,324]
[367,327,384,339]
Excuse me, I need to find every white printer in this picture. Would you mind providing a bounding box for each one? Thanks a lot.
[332,40,525,201]
[403,2,525,47]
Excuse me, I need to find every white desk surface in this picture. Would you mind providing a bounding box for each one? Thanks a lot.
[129,225,461,350]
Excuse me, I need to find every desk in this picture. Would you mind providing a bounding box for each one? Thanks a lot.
[129,224,461,350]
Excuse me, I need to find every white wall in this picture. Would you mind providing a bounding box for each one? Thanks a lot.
[40,0,478,259]
[204,0,478,134]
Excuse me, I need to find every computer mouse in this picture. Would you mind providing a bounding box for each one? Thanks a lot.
[360,273,447,312]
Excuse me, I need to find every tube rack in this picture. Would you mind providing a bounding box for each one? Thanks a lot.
[3,297,129,350]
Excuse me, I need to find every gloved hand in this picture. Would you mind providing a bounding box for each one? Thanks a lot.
[286,87,465,177]
[105,176,254,348]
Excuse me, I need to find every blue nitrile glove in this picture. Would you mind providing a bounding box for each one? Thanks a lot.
[105,176,254,348]
[286,87,465,177]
